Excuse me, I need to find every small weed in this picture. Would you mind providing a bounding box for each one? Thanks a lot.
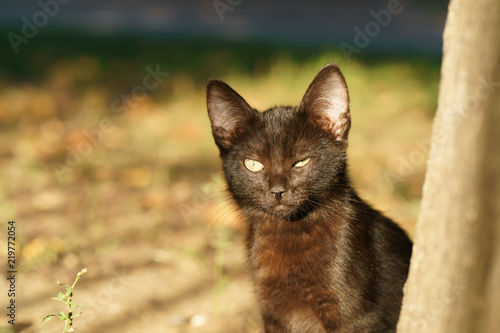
[42,268,88,333]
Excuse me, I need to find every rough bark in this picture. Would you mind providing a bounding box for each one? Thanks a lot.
[396,0,500,332]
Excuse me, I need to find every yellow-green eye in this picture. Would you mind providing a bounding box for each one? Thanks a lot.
[244,159,264,172]
[294,157,311,168]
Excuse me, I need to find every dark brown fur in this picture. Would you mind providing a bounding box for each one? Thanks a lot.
[206,64,412,332]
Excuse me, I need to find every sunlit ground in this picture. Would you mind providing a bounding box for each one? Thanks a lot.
[0,33,439,332]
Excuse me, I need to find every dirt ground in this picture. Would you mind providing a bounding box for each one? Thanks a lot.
[2,168,265,333]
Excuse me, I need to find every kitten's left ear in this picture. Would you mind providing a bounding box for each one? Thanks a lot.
[300,64,351,141]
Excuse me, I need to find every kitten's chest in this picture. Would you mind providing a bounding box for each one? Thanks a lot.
[247,220,336,280]
[249,235,325,281]
[247,223,341,331]
[247,221,338,299]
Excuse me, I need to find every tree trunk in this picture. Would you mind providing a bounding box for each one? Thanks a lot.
[396,0,500,332]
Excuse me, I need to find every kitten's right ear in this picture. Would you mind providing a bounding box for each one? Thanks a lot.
[206,79,256,151]
[300,64,351,141]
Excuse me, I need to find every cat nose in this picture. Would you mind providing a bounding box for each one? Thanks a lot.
[270,188,287,202]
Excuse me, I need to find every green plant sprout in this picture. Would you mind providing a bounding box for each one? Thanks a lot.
[42,268,88,333]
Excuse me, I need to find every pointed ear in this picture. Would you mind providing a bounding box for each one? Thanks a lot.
[206,79,256,151]
[299,64,351,141]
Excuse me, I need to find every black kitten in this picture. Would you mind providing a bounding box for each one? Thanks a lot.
[206,64,412,332]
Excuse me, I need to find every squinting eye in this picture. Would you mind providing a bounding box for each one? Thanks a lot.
[244,159,264,172]
[293,157,311,168]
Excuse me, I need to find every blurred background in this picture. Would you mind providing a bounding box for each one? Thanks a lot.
[0,0,447,332]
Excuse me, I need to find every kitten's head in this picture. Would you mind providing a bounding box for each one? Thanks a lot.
[207,64,351,221]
